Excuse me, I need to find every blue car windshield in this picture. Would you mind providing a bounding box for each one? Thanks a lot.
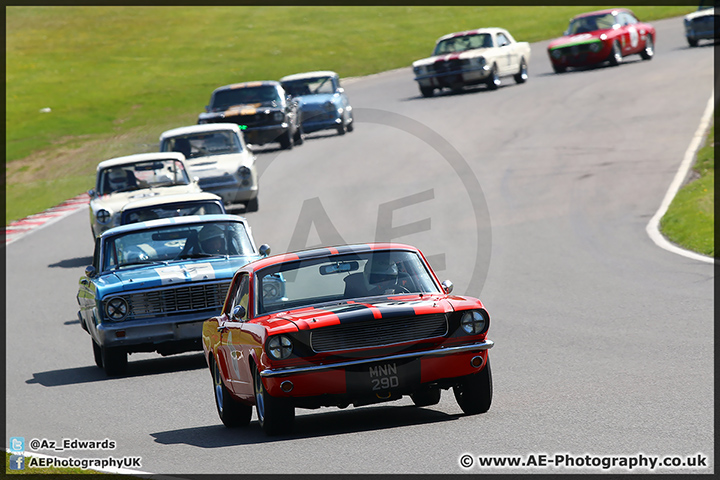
[282,77,335,96]
[102,221,255,270]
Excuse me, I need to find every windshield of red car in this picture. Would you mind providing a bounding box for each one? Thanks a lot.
[256,250,441,315]
[568,14,616,34]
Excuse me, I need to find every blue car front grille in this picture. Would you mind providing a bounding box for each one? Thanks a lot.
[118,281,231,319]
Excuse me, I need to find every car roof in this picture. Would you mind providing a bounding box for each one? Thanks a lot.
[100,213,247,238]
[280,71,338,82]
[212,80,281,93]
[120,192,223,211]
[572,8,630,19]
[160,122,242,140]
[436,27,507,42]
[246,242,420,270]
[97,152,187,170]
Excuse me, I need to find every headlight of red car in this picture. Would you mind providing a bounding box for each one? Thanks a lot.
[460,310,489,335]
[267,335,293,360]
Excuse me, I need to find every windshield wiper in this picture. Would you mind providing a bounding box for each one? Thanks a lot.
[176,253,224,259]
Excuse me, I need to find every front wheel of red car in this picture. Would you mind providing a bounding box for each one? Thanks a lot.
[608,41,623,66]
[213,358,252,428]
[253,365,294,435]
[640,35,654,60]
[453,358,492,415]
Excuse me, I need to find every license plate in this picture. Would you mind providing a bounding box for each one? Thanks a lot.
[345,359,420,395]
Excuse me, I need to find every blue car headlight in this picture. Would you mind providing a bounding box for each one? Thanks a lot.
[105,297,129,321]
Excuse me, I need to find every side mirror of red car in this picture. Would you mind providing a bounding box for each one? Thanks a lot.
[441,280,453,294]
[231,305,246,322]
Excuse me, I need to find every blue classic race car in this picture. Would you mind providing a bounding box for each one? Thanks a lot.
[76,214,272,375]
[280,71,354,136]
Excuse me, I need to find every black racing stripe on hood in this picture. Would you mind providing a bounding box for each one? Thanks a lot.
[316,302,419,324]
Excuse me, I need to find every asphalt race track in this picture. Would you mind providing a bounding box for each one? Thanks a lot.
[5,17,714,475]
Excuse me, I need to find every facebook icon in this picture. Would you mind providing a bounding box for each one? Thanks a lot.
[10,455,25,470]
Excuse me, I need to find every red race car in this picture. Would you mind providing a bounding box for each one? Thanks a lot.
[202,243,494,435]
[548,8,655,73]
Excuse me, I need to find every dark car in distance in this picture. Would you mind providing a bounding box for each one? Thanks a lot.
[198,81,303,150]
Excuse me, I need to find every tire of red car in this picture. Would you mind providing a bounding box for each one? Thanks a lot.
[253,364,295,435]
[212,357,252,428]
[640,34,654,60]
[608,40,623,66]
[453,357,493,415]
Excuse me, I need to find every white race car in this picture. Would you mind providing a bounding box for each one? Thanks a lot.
[88,152,201,237]
[412,27,531,97]
[160,123,259,212]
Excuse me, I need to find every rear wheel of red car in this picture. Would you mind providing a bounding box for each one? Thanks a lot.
[213,358,252,428]
[608,41,623,66]
[552,64,566,74]
[640,35,654,60]
[101,346,127,376]
[453,358,492,415]
[411,388,441,407]
[92,338,103,369]
[486,64,500,90]
[253,365,294,435]
[514,58,528,84]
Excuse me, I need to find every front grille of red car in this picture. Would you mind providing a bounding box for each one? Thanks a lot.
[123,281,231,318]
[556,44,594,56]
[309,313,448,353]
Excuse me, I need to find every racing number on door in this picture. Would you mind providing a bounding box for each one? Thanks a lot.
[370,363,399,390]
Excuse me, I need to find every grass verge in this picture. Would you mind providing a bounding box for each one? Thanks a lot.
[660,118,715,257]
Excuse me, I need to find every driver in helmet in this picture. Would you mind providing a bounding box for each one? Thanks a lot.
[107,168,139,193]
[199,224,227,254]
[363,254,400,295]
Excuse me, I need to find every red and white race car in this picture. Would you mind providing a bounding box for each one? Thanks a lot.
[547,8,655,73]
[202,243,494,435]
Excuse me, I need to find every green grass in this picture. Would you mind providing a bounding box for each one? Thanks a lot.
[6,6,701,232]
[660,120,715,257]
[5,452,131,476]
